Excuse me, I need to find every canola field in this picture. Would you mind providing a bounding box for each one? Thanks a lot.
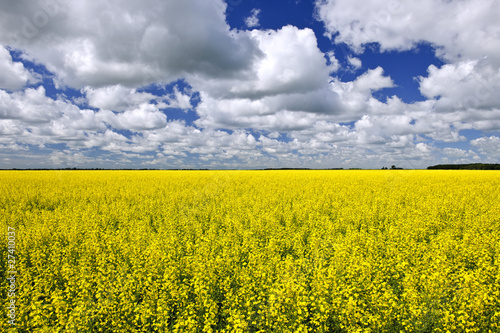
[1,170,500,333]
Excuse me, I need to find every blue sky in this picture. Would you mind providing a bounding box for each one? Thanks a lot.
[0,0,499,169]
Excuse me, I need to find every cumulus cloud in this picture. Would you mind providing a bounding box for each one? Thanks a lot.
[0,86,63,123]
[0,92,102,150]
[419,59,500,112]
[347,56,362,70]
[325,51,340,73]
[190,26,332,100]
[98,104,167,131]
[245,8,261,28]
[0,0,498,169]
[316,0,500,111]
[315,0,500,64]
[471,136,500,158]
[0,0,261,88]
[171,86,193,110]
[83,85,157,111]
[0,45,37,90]
[195,88,343,130]
[441,148,479,164]
[315,0,500,147]
[246,27,329,96]
[328,67,395,120]
[192,25,345,129]
[0,1,396,134]
[83,83,193,113]
[351,66,394,93]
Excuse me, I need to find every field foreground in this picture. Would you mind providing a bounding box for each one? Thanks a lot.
[1,170,500,332]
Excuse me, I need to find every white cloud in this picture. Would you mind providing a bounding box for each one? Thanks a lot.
[351,66,394,92]
[171,86,192,109]
[98,104,167,131]
[0,1,399,135]
[442,148,476,158]
[329,67,395,120]
[83,85,157,111]
[466,110,500,131]
[325,51,340,73]
[316,0,500,140]
[0,0,499,169]
[0,86,63,123]
[81,130,130,152]
[0,45,37,90]
[347,56,362,70]
[83,83,193,112]
[0,90,465,168]
[245,8,261,28]
[197,26,332,99]
[193,25,344,129]
[49,150,98,167]
[0,0,261,88]
[0,119,25,137]
[471,136,500,158]
[315,0,500,65]
[248,27,328,95]
[419,59,500,112]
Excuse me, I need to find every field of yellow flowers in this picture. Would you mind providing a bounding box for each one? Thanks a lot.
[1,170,500,332]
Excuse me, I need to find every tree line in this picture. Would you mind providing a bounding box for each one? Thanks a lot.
[427,163,500,170]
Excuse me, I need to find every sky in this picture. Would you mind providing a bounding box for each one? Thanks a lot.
[0,0,499,169]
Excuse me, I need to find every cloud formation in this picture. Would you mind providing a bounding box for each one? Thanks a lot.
[0,0,260,88]
[0,0,499,169]
[316,0,500,63]
[0,45,37,90]
[245,9,261,28]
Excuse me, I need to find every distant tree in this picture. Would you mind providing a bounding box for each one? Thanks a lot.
[427,163,500,170]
